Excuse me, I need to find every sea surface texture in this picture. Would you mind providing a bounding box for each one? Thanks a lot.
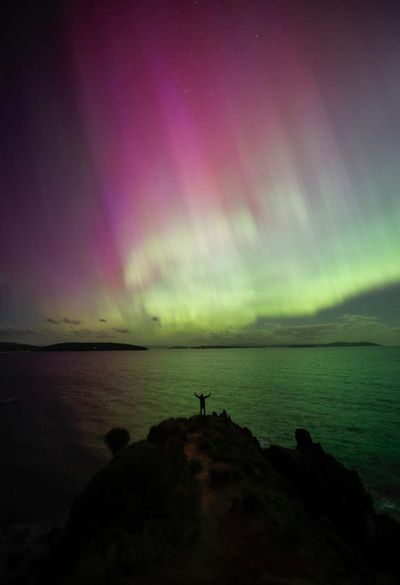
[0,347,399,525]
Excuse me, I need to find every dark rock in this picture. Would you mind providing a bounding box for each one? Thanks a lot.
[220,409,231,421]
[265,431,376,554]
[295,428,325,456]
[104,427,130,457]
[295,428,314,451]
[31,418,400,585]
[373,512,400,574]
[41,437,199,582]
[0,518,65,585]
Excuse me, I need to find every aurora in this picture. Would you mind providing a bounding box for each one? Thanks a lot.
[1,1,400,346]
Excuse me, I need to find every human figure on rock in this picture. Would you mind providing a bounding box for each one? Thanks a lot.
[194,392,211,415]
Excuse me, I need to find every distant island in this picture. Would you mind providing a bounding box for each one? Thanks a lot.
[0,341,381,352]
[169,341,381,349]
[0,342,148,352]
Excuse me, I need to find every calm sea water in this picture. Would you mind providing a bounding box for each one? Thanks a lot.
[0,347,399,525]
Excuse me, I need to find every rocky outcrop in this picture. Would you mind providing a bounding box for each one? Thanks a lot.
[0,517,64,585]
[22,416,400,584]
[265,429,376,551]
[264,429,400,582]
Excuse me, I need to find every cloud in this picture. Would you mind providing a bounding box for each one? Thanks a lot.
[271,324,337,338]
[251,316,278,329]
[63,317,81,325]
[71,328,92,337]
[99,318,107,323]
[71,328,115,339]
[44,317,81,325]
[0,326,35,337]
[114,328,129,334]
[239,311,397,344]
[338,314,385,330]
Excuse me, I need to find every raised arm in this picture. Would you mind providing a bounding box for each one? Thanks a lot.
[204,393,211,399]
[194,393,200,398]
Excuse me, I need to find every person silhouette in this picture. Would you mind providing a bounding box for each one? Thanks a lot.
[194,392,211,415]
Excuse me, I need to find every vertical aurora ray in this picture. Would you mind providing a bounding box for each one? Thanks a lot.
[2,1,400,343]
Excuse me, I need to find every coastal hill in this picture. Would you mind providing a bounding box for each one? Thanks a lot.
[0,341,380,352]
[0,342,38,352]
[169,341,381,349]
[0,342,148,352]
[33,415,399,585]
[36,342,148,352]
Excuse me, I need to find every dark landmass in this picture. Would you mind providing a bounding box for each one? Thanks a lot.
[0,341,380,352]
[169,341,381,349]
[4,415,398,585]
[0,342,148,352]
[288,341,381,348]
[37,342,148,352]
[0,342,38,352]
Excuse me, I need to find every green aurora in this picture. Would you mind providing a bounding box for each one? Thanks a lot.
[1,2,400,346]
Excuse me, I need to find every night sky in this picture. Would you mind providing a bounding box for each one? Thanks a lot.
[1,0,400,346]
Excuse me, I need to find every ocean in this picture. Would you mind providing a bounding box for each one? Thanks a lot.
[0,347,399,526]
